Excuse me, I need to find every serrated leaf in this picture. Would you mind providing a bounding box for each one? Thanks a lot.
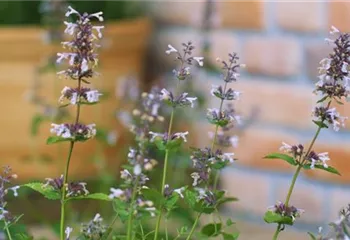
[316,95,329,103]
[184,190,197,208]
[112,199,128,222]
[23,182,60,200]
[164,194,179,211]
[312,120,329,129]
[307,232,317,240]
[263,211,293,225]
[222,232,239,240]
[154,138,166,151]
[264,153,297,166]
[303,164,341,175]
[166,138,183,152]
[201,223,222,237]
[67,193,111,201]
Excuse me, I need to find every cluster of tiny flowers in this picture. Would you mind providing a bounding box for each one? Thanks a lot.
[311,26,350,131]
[160,89,197,108]
[59,86,102,105]
[317,204,350,240]
[80,213,107,239]
[164,184,185,199]
[280,142,330,169]
[312,106,347,131]
[149,131,189,143]
[315,26,350,101]
[130,87,164,140]
[165,42,203,81]
[0,167,19,223]
[268,201,304,222]
[195,188,217,206]
[190,147,235,186]
[57,6,103,80]
[65,226,73,240]
[43,175,89,197]
[50,123,96,140]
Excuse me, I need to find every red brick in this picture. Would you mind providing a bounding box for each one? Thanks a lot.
[209,31,240,68]
[305,42,332,80]
[328,188,350,221]
[221,169,270,216]
[329,2,350,32]
[232,78,317,129]
[217,1,265,30]
[275,2,324,32]
[243,37,301,77]
[233,126,298,172]
[275,181,324,223]
[149,1,205,26]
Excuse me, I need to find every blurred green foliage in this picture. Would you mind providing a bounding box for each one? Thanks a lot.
[0,1,144,25]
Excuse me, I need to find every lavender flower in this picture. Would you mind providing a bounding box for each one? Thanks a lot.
[312,106,347,131]
[50,123,96,140]
[65,227,73,240]
[160,88,197,108]
[43,175,89,197]
[0,167,19,223]
[59,87,102,105]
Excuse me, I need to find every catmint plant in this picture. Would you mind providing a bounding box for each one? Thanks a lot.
[183,53,242,240]
[150,42,203,240]
[264,26,347,240]
[22,6,111,240]
[108,87,163,240]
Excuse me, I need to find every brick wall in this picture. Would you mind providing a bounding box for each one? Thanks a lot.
[149,1,350,232]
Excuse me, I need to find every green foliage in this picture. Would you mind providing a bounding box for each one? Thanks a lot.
[263,211,294,225]
[46,135,89,144]
[154,137,184,152]
[307,232,317,240]
[30,114,44,136]
[303,164,341,175]
[312,120,329,129]
[23,182,60,200]
[264,153,297,166]
[222,232,239,240]
[66,193,111,202]
[201,223,222,237]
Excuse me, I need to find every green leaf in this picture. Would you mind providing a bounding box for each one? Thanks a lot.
[303,164,341,175]
[142,188,165,207]
[67,193,111,202]
[164,194,179,211]
[211,160,229,170]
[30,114,44,136]
[154,138,166,151]
[264,153,297,166]
[316,95,329,103]
[166,138,183,152]
[263,211,293,225]
[14,234,34,240]
[23,182,61,200]
[46,136,72,145]
[217,197,239,207]
[112,199,128,222]
[226,218,234,226]
[312,120,329,129]
[201,223,222,237]
[307,232,317,240]
[184,190,197,208]
[222,232,239,240]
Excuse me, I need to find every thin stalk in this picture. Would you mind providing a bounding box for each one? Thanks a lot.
[5,222,13,240]
[153,105,176,240]
[126,178,139,240]
[186,213,202,240]
[60,79,82,240]
[165,218,168,240]
[272,224,281,240]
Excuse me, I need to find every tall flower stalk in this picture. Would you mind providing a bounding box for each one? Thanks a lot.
[265,26,348,239]
[152,42,203,240]
[185,53,242,240]
[48,6,104,240]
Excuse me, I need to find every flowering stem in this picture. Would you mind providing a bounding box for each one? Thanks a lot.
[186,212,202,240]
[153,109,175,240]
[60,79,82,240]
[5,222,13,240]
[211,81,228,191]
[126,177,139,240]
[272,224,281,240]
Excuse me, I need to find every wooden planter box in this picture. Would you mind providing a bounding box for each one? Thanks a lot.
[0,18,152,180]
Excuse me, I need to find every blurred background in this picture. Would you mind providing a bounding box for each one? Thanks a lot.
[1,0,350,239]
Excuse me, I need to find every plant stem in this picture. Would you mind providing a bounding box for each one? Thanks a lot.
[153,109,175,240]
[60,141,75,240]
[60,79,82,240]
[127,178,139,240]
[186,213,202,240]
[5,222,13,240]
[272,224,281,240]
